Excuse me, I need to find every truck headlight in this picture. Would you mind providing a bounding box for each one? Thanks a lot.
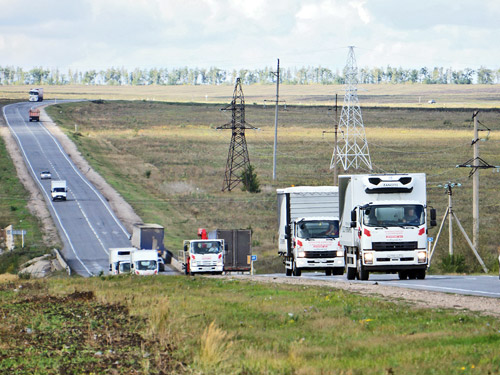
[417,251,427,263]
[297,251,306,258]
[336,250,343,257]
[363,252,374,264]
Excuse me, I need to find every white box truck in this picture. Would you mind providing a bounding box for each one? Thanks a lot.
[109,248,135,275]
[51,180,67,201]
[339,174,436,281]
[277,186,344,277]
[130,249,159,276]
[178,239,225,275]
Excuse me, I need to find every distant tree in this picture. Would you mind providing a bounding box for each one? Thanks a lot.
[83,70,97,85]
[477,66,493,84]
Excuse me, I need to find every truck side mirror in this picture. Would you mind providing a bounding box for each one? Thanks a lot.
[350,209,357,228]
[184,245,188,252]
[430,208,437,227]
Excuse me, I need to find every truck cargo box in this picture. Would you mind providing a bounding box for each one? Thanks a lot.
[29,108,40,122]
[209,229,251,272]
[131,223,165,251]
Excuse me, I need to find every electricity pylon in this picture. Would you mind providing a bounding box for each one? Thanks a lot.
[330,46,372,171]
[217,78,257,192]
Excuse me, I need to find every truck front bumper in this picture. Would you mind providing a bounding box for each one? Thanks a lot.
[359,249,428,271]
[191,265,223,273]
[296,257,344,269]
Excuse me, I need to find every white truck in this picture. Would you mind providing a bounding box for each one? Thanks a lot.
[51,180,67,201]
[130,249,159,276]
[109,247,135,275]
[179,239,225,275]
[29,88,44,102]
[277,186,344,277]
[339,174,436,281]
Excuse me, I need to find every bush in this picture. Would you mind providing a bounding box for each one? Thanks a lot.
[240,165,260,193]
[438,254,467,273]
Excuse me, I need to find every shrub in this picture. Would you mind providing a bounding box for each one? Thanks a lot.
[240,165,260,193]
[439,254,467,273]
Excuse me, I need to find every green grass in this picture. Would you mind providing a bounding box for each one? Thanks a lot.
[0,100,56,272]
[45,99,500,274]
[1,275,500,374]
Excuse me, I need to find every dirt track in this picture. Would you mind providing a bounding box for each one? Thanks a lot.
[2,103,500,318]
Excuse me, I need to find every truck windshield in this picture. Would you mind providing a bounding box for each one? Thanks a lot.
[119,262,131,273]
[363,205,425,227]
[136,260,157,270]
[191,241,221,254]
[297,220,339,238]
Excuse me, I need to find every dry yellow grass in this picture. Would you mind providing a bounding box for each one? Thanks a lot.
[0,274,18,283]
[2,83,499,107]
[197,320,233,373]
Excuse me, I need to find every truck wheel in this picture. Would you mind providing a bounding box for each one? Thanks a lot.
[398,271,408,280]
[416,269,426,279]
[325,269,332,276]
[333,267,344,276]
[408,271,417,280]
[292,261,301,277]
[357,259,369,280]
[346,267,356,280]
[286,267,292,277]
[359,267,369,281]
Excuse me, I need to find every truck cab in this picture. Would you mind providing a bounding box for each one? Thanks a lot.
[179,239,224,275]
[287,217,343,276]
[109,248,135,275]
[130,250,159,276]
[29,88,43,102]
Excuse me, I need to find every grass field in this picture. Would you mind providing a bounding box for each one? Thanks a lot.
[1,275,500,374]
[2,86,500,374]
[43,94,500,274]
[1,83,500,108]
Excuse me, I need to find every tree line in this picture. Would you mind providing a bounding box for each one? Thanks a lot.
[1,65,499,86]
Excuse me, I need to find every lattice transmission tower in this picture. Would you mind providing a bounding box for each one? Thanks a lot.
[217,78,257,192]
[330,46,372,171]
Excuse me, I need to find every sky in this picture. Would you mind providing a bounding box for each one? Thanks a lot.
[0,0,499,72]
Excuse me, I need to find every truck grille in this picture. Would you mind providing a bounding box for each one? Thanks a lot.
[198,261,218,266]
[372,242,418,251]
[303,251,338,258]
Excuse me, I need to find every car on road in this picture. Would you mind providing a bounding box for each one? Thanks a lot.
[40,170,52,180]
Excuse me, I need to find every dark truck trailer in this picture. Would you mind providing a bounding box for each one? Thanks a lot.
[209,229,252,272]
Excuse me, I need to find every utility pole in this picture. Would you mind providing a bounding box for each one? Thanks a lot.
[472,110,479,253]
[333,94,339,186]
[272,58,280,181]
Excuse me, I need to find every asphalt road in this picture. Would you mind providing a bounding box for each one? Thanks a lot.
[3,100,135,276]
[264,272,500,298]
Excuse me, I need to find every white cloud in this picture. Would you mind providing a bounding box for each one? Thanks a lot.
[0,0,498,70]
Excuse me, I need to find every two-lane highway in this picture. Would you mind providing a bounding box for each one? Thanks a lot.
[3,101,132,276]
[264,272,500,298]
